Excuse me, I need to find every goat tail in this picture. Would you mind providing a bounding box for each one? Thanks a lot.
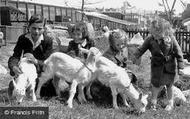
[41,53,55,79]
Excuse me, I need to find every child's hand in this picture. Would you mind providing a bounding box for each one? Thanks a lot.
[178,69,184,75]
[78,44,89,54]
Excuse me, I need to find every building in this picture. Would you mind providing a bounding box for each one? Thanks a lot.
[182,18,190,31]
[102,12,125,20]
[0,0,83,26]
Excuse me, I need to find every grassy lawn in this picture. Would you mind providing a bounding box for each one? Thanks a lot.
[1,44,190,119]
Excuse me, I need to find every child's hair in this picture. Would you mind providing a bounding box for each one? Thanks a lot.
[28,14,45,27]
[149,18,174,38]
[109,29,128,52]
[71,22,95,42]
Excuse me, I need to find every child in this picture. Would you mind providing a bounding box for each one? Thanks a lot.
[103,29,128,68]
[134,18,184,111]
[8,14,56,99]
[66,22,95,60]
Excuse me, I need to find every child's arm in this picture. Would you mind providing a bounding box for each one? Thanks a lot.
[78,44,89,54]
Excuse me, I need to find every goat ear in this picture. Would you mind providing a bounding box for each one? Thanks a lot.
[138,93,143,100]
[12,79,17,88]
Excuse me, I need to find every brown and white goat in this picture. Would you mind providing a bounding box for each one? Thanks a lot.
[36,47,101,108]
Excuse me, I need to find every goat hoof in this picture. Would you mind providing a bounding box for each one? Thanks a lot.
[150,105,157,111]
[165,105,173,111]
[113,106,119,109]
[67,104,73,108]
[36,95,41,99]
[66,101,73,108]
[78,97,87,104]
[87,94,93,100]
[33,99,37,102]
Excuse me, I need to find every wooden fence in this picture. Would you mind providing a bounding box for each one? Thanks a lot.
[124,29,190,56]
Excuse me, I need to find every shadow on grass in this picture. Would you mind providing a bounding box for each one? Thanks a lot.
[40,79,132,109]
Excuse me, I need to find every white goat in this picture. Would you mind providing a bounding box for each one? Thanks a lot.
[36,47,101,108]
[12,56,38,103]
[86,56,148,112]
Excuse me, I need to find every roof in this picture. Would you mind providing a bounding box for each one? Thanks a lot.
[182,18,190,26]
[102,11,125,16]
[84,11,136,26]
[0,6,25,14]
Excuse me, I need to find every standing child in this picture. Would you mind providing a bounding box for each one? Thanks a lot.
[133,18,184,111]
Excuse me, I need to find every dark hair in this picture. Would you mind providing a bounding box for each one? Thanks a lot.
[71,22,88,40]
[28,14,45,27]
[71,21,95,48]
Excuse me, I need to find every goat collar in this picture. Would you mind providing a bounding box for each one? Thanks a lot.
[82,62,94,73]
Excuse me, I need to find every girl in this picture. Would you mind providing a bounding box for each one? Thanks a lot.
[66,22,95,60]
[134,18,184,111]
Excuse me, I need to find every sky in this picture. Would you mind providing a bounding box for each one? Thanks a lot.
[22,0,189,14]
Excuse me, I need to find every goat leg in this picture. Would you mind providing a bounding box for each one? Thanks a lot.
[77,84,87,103]
[32,88,37,102]
[86,82,93,99]
[110,85,119,109]
[67,80,78,108]
[120,93,130,107]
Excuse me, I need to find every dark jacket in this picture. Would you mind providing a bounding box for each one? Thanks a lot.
[8,33,54,76]
[135,35,184,86]
[66,39,94,59]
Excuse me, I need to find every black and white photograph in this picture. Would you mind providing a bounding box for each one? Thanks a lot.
[0,0,190,118]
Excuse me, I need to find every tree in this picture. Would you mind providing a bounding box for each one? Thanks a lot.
[158,0,177,24]
[182,4,190,20]
[80,0,105,21]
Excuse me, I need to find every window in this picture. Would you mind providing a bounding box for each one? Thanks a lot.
[28,4,35,20]
[18,3,27,21]
[76,12,82,22]
[9,2,17,8]
[72,10,76,23]
[36,5,42,15]
[43,6,49,20]
[66,8,72,17]
[62,8,66,17]
[49,7,55,21]
[56,7,61,16]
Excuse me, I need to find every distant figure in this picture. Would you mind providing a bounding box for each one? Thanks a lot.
[133,18,184,111]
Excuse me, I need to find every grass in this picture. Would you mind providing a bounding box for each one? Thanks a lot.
[1,44,190,119]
